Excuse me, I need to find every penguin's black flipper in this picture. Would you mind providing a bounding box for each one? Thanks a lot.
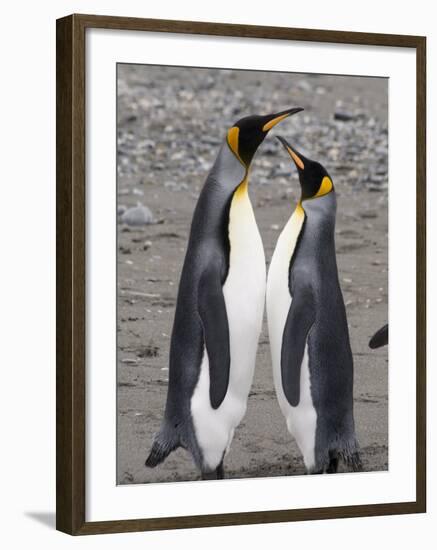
[281,283,315,407]
[369,324,388,349]
[198,264,230,409]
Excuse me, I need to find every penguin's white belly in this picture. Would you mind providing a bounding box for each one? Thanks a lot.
[266,206,317,471]
[191,185,266,470]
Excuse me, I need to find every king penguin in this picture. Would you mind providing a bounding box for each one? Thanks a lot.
[146,108,303,480]
[266,136,361,474]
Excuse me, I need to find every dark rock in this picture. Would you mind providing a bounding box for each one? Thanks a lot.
[334,111,357,122]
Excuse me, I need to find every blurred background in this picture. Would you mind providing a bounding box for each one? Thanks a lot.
[116,64,388,484]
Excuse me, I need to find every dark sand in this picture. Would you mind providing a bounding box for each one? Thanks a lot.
[116,65,388,484]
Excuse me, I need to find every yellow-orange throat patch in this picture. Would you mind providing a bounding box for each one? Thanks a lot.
[294,202,305,217]
[233,177,249,200]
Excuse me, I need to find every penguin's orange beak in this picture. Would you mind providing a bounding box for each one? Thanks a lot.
[276,136,305,170]
[262,107,304,132]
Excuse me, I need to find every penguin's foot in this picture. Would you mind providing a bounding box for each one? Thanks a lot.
[349,452,363,473]
[309,469,324,475]
[326,451,339,474]
[309,448,362,474]
[307,450,339,474]
[201,461,225,480]
[216,461,225,480]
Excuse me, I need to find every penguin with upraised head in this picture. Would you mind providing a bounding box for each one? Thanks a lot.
[266,136,361,474]
[146,108,303,479]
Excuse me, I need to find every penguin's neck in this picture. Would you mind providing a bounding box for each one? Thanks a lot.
[227,171,264,274]
[188,143,252,248]
[274,202,306,266]
[233,174,249,200]
[299,193,337,259]
[301,193,336,233]
[228,173,256,231]
[208,143,248,193]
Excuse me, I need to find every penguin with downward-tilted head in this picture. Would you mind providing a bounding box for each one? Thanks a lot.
[146,108,303,480]
[266,136,361,474]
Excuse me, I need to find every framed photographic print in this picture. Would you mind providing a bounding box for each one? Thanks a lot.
[56,14,426,535]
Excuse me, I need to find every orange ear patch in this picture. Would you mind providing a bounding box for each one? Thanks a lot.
[314,176,333,198]
[227,126,244,165]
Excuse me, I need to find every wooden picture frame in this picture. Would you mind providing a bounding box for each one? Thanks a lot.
[56,13,426,535]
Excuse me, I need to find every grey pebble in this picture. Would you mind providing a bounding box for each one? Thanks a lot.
[121,204,154,226]
[297,79,312,92]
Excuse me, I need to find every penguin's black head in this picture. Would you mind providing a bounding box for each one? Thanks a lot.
[227,108,303,167]
[277,136,334,200]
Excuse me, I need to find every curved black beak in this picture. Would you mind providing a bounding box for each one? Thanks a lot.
[262,107,304,132]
